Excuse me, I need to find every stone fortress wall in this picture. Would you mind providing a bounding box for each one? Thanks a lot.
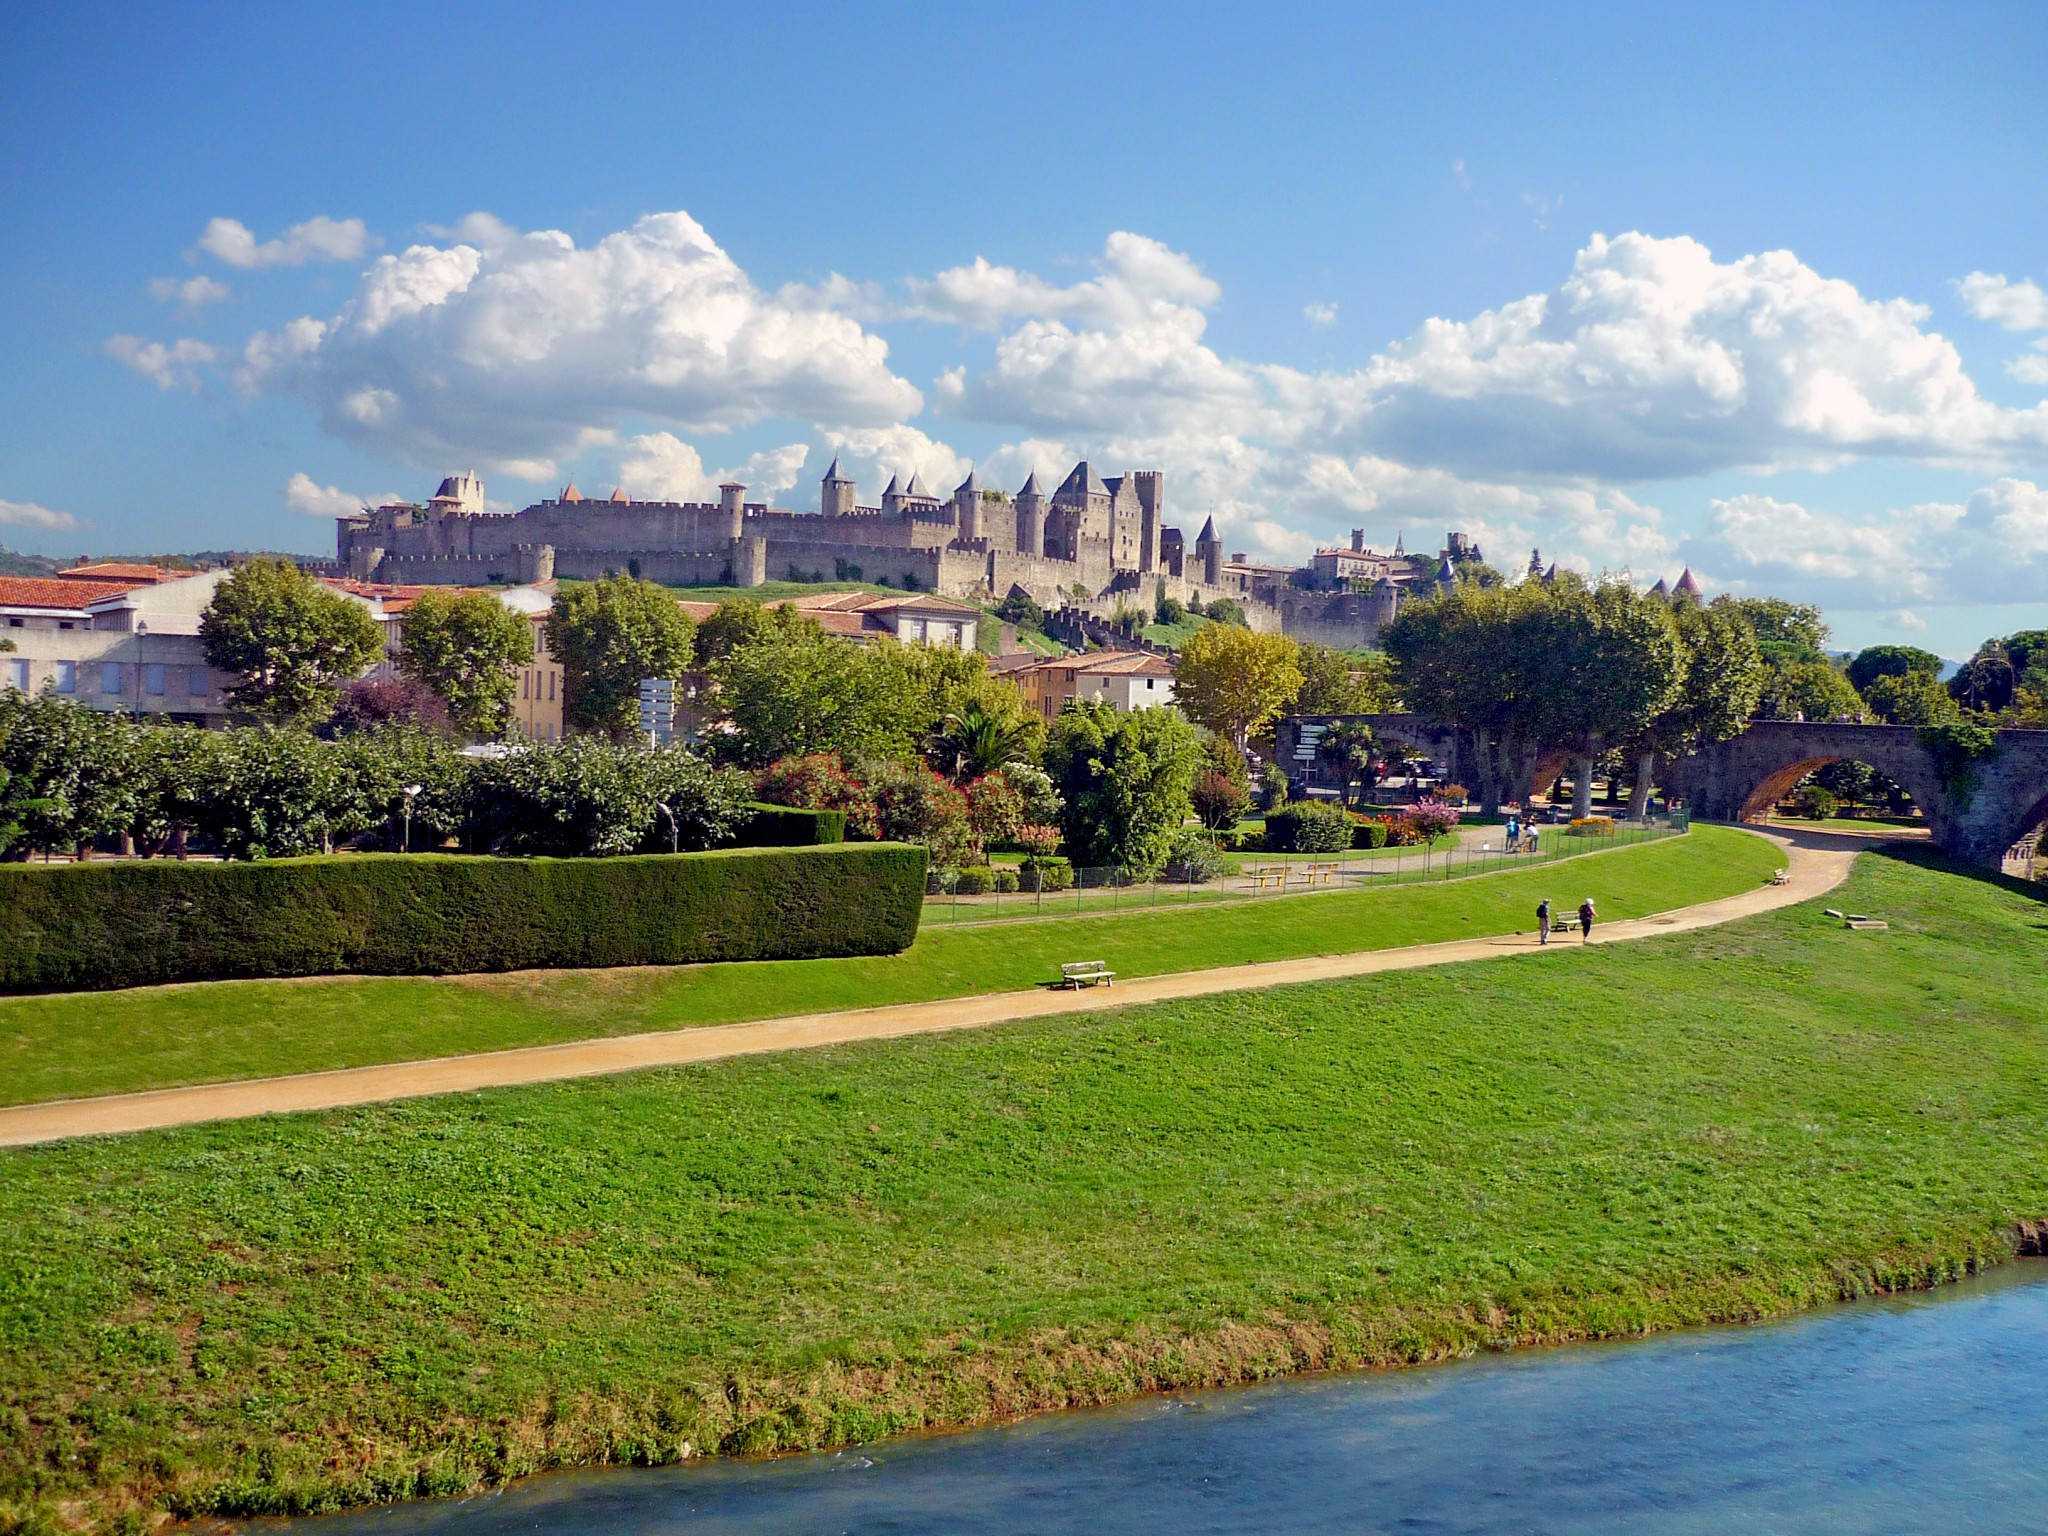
[336,466,1482,647]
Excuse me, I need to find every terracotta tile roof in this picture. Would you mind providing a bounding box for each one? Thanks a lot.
[60,562,186,583]
[0,576,148,610]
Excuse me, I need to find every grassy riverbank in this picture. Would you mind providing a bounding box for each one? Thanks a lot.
[0,826,1774,1106]
[2,847,2045,1532]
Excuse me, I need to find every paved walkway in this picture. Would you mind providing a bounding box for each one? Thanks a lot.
[0,828,1859,1149]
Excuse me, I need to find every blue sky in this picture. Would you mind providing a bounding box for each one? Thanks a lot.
[3,0,2045,656]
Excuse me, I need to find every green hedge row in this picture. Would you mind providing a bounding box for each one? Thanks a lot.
[0,843,925,994]
[733,802,847,845]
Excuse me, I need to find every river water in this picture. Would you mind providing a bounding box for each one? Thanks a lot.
[279,1262,2048,1535]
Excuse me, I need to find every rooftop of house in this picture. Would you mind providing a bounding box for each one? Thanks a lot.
[59,562,191,584]
[675,588,982,642]
[0,576,144,613]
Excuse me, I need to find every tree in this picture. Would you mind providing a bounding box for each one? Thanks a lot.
[1757,659,1864,722]
[546,576,698,738]
[1541,580,1684,817]
[691,598,821,668]
[1846,644,1941,695]
[199,557,383,725]
[1622,599,1765,817]
[1042,701,1200,873]
[398,588,532,737]
[1204,598,1246,627]
[930,694,1043,782]
[1174,624,1304,757]
[1292,643,1398,715]
[326,676,454,736]
[1865,669,1960,726]
[1710,595,1830,665]
[1947,643,2016,714]
[0,691,141,856]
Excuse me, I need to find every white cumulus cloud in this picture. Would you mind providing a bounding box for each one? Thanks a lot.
[103,335,219,391]
[617,434,810,503]
[237,211,921,478]
[148,274,232,313]
[0,498,80,531]
[196,215,371,269]
[1955,271,2048,331]
[1304,302,1339,327]
[284,472,403,518]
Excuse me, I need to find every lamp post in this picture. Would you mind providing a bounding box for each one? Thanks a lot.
[401,784,422,852]
[656,801,678,855]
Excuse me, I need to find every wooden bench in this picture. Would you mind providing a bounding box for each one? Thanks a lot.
[1770,869,1790,886]
[1302,862,1339,886]
[1248,867,1289,890]
[1547,912,1581,935]
[1060,960,1116,989]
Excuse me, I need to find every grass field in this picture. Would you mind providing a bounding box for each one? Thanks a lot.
[2,846,2044,1532]
[1762,814,1930,836]
[0,828,1775,1107]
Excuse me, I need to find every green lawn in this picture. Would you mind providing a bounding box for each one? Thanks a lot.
[1762,814,1929,836]
[0,828,1776,1107]
[3,847,2044,1532]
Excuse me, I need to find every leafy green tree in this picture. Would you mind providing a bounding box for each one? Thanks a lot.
[199,557,384,725]
[691,598,821,668]
[710,629,925,767]
[1865,669,1961,726]
[460,738,749,856]
[1204,598,1247,627]
[398,589,532,737]
[1622,599,1765,817]
[1947,643,2015,714]
[1846,644,1942,695]
[1757,658,1864,722]
[1541,580,1684,817]
[1174,624,1305,757]
[0,692,141,855]
[1041,701,1200,873]
[1292,643,1398,715]
[1710,595,1830,665]
[546,576,698,738]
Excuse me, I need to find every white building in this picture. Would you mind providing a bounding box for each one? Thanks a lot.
[0,566,237,723]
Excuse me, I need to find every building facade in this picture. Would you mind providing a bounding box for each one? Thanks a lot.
[0,567,237,724]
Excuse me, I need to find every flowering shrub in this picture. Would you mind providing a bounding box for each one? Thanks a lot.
[865,759,975,865]
[1191,768,1252,831]
[1406,796,1462,840]
[1568,815,1617,835]
[1014,822,1062,858]
[964,773,1026,850]
[755,753,878,838]
[1159,827,1226,883]
[1440,783,1470,805]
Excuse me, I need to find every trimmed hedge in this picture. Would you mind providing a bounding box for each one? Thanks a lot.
[733,801,847,846]
[1264,801,1353,853]
[0,843,925,994]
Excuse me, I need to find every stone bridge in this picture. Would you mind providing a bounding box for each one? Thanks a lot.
[1666,720,2048,866]
[1279,715,2048,866]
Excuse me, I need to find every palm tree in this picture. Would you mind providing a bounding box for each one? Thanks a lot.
[933,701,1035,782]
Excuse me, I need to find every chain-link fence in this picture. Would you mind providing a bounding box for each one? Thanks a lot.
[918,814,1690,926]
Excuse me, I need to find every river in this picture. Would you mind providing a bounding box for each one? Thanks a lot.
[272,1262,2048,1535]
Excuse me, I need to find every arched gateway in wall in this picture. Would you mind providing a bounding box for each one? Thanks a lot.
[1279,716,2048,868]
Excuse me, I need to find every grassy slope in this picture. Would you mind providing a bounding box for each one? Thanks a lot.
[2,849,2044,1531]
[0,829,1776,1105]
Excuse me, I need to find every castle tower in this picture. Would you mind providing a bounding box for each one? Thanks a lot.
[1131,470,1163,573]
[1351,529,1366,553]
[881,473,904,518]
[953,470,981,543]
[719,482,746,542]
[1527,548,1543,579]
[1051,461,1112,558]
[821,455,856,517]
[428,470,485,516]
[1015,470,1047,558]
[1195,515,1222,586]
[1673,567,1704,601]
[1160,526,1185,578]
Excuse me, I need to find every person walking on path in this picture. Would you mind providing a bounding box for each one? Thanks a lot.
[1578,897,1597,942]
[1536,898,1552,945]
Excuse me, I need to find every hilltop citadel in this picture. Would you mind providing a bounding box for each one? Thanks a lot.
[334,461,1495,647]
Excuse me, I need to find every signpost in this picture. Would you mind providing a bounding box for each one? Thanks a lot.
[637,677,677,746]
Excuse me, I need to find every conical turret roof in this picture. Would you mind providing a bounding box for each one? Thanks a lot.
[1649,577,1670,597]
[1673,566,1703,597]
[1437,555,1458,583]
[608,485,629,504]
[560,482,583,503]
[905,471,927,498]
[955,468,979,496]
[823,455,849,482]
[882,473,902,497]
[1196,515,1219,544]
[1018,469,1044,498]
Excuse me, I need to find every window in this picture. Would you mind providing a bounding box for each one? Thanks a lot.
[547,671,555,700]
[6,658,26,692]
[188,668,208,698]
[144,663,166,697]
[100,661,122,695]
[54,660,76,694]
[521,671,530,700]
